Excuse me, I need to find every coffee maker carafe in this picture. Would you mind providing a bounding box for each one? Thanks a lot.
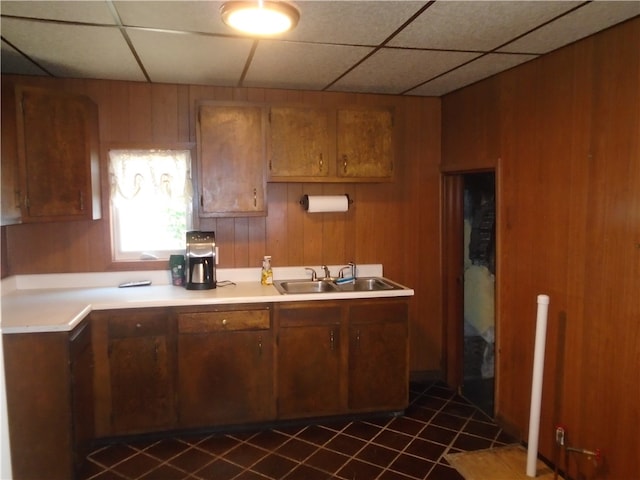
[185,231,216,290]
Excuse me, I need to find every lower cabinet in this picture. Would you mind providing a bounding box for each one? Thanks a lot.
[88,299,407,435]
[275,298,409,419]
[348,301,409,412]
[92,308,176,436]
[3,321,93,480]
[276,303,344,419]
[176,305,274,427]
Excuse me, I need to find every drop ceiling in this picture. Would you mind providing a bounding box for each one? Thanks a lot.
[1,1,638,97]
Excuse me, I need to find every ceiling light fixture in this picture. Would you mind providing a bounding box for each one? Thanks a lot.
[221,1,300,36]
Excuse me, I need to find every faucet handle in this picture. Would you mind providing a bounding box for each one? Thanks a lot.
[304,267,317,281]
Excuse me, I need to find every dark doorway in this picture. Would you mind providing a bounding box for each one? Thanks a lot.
[462,172,495,417]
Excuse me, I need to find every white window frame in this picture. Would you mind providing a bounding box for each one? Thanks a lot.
[108,147,194,262]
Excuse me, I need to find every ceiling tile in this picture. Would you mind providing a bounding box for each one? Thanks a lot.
[0,0,115,24]
[114,1,227,34]
[283,1,426,45]
[244,41,372,90]
[0,41,48,76]
[499,1,640,54]
[408,52,537,96]
[389,1,577,51]
[0,17,146,81]
[329,47,479,95]
[127,29,254,86]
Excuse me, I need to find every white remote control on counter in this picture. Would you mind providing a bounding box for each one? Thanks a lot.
[118,280,152,288]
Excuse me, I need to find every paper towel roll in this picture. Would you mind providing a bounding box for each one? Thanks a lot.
[302,195,349,213]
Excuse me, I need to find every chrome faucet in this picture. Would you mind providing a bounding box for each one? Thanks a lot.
[339,261,357,279]
[320,265,333,281]
[305,267,317,281]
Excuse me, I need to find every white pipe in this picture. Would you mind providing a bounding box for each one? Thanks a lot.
[526,294,550,477]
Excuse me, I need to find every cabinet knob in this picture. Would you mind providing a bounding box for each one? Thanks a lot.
[342,155,348,173]
[222,318,228,326]
[136,323,142,328]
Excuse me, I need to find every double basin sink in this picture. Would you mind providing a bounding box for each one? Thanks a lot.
[273,277,404,295]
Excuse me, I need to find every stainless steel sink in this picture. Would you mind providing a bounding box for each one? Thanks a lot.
[336,277,398,292]
[274,279,339,294]
[273,277,403,294]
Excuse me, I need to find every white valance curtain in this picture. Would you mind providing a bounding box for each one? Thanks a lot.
[109,149,193,205]
[108,149,193,259]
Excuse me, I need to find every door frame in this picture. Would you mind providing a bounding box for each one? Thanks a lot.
[442,174,465,389]
[442,169,497,395]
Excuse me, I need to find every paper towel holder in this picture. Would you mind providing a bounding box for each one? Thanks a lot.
[300,194,352,211]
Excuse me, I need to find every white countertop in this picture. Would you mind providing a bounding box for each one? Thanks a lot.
[0,264,413,334]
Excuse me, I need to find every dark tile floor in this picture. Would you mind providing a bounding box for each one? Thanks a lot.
[80,381,516,480]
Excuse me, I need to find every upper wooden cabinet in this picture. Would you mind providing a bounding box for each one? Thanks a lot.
[267,105,395,182]
[196,103,267,217]
[268,106,331,178]
[8,85,101,224]
[336,107,394,179]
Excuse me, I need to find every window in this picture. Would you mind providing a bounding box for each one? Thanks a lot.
[109,149,193,261]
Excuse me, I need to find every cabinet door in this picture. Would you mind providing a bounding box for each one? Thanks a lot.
[108,312,175,434]
[348,301,408,412]
[337,107,394,179]
[277,304,343,419]
[1,83,21,225]
[69,321,94,472]
[177,308,273,427]
[197,103,266,216]
[268,106,331,179]
[15,85,101,222]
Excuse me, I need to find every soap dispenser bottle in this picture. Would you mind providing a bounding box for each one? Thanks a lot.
[261,255,273,285]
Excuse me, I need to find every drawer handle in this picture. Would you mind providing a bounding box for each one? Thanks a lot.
[222,319,228,326]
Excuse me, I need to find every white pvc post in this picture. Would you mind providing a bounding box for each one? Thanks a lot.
[526,294,550,477]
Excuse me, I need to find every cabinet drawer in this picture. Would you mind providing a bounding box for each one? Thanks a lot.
[178,309,270,333]
[349,300,408,324]
[277,304,342,327]
[108,313,168,338]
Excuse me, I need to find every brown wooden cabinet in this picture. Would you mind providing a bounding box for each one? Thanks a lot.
[276,298,409,420]
[10,85,101,223]
[336,107,394,179]
[267,105,395,182]
[267,106,332,179]
[176,305,274,427]
[276,302,345,419]
[348,300,409,412]
[92,308,176,436]
[3,321,94,480]
[69,321,95,473]
[196,102,266,217]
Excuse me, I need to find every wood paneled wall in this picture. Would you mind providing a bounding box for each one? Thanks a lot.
[0,76,442,373]
[442,18,639,479]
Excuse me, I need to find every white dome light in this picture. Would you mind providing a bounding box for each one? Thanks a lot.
[221,1,300,36]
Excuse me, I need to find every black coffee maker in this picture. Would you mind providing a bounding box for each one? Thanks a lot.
[185,231,216,290]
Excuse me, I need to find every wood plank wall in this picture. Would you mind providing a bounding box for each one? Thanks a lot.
[0,76,442,374]
[442,18,639,479]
